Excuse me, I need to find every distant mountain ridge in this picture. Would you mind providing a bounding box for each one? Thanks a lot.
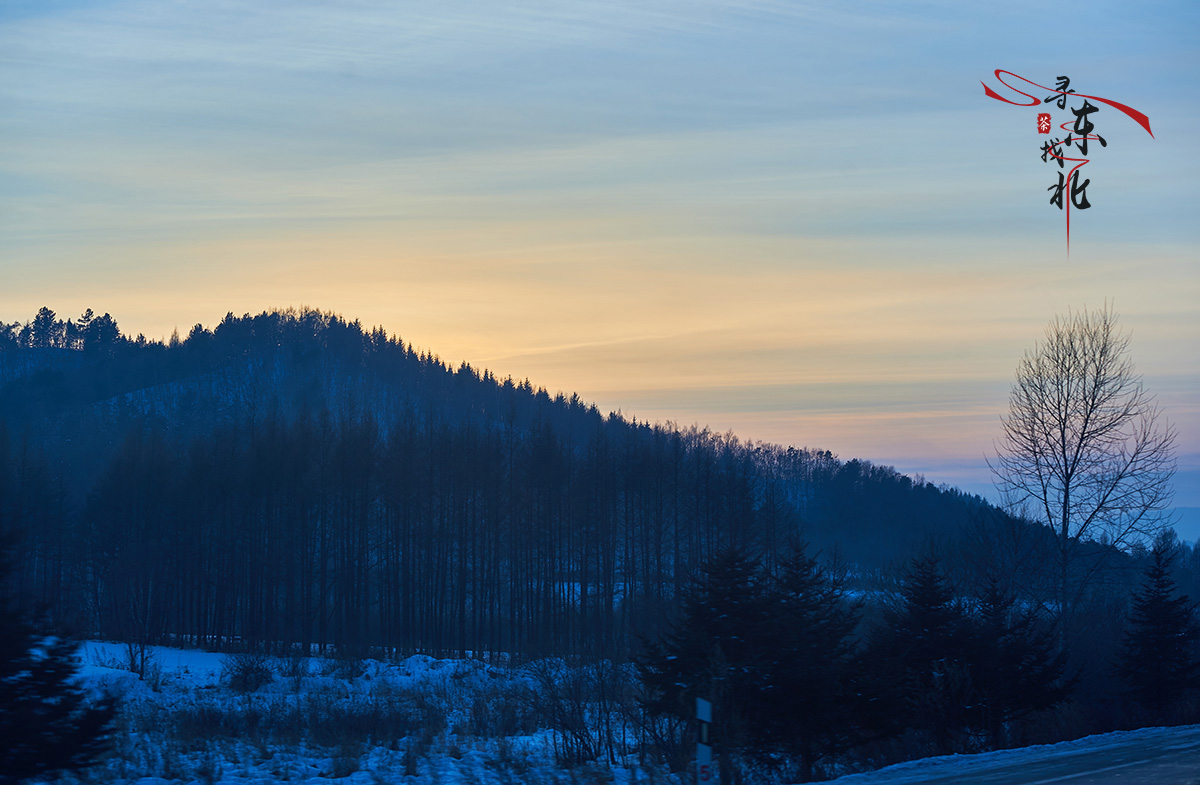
[1172,508,1200,544]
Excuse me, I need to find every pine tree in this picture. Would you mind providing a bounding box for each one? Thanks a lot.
[865,555,974,755]
[0,536,115,783]
[29,306,62,349]
[1117,543,1200,718]
[760,543,861,781]
[969,579,1073,747]
[636,547,773,780]
[637,545,863,781]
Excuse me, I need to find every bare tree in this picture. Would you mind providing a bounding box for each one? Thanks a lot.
[991,304,1176,631]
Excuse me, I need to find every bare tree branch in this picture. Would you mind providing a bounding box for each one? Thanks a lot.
[989,304,1176,631]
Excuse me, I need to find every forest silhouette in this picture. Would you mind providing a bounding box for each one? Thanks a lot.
[1,306,1004,657]
[3,305,1198,777]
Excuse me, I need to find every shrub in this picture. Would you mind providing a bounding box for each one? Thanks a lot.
[466,683,540,738]
[222,652,275,693]
[124,642,164,689]
[319,647,366,680]
[277,652,311,690]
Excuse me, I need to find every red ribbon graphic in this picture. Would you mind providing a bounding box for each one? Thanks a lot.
[982,70,1153,137]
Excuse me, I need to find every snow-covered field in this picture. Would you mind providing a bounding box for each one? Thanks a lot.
[49,641,677,785]
[40,642,1200,784]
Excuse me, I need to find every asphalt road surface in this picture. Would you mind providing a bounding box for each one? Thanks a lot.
[826,726,1200,785]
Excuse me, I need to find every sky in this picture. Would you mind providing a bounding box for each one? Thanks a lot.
[1,0,1197,508]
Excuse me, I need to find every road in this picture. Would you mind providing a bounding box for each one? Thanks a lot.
[825,725,1200,785]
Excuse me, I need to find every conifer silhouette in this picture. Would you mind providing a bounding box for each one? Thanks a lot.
[1117,542,1200,718]
[0,537,114,784]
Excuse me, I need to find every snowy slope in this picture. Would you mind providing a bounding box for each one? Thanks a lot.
[824,724,1200,784]
[48,641,673,785]
[37,642,1200,785]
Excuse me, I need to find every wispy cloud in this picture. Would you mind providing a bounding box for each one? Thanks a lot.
[2,0,1197,501]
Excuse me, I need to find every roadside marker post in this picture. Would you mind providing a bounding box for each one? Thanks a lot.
[696,697,713,783]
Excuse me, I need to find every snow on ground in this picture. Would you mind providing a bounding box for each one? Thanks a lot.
[46,641,677,785]
[824,724,1200,784]
[45,642,1200,785]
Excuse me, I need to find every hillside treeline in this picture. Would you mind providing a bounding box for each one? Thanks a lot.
[4,305,1200,780]
[2,306,996,659]
[634,541,1200,781]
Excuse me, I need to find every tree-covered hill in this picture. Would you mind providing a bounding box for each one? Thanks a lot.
[2,305,1020,658]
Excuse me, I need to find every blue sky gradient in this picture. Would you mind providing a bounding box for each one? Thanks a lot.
[2,0,1197,506]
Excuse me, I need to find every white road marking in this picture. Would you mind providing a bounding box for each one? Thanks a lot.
[1023,758,1153,784]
